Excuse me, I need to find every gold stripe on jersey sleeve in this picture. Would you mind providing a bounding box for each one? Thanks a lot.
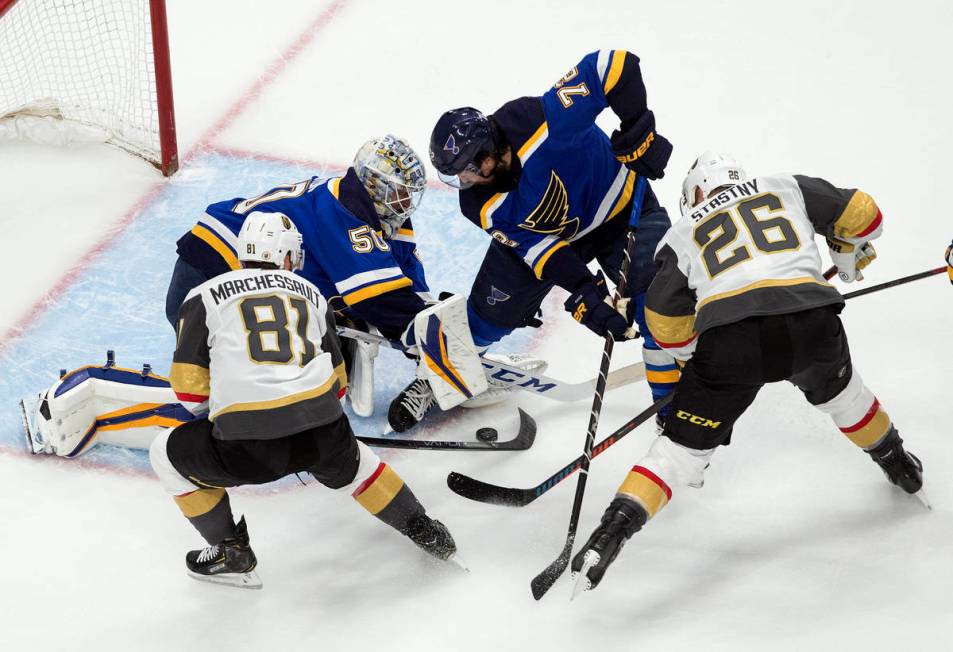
[329,177,342,199]
[170,362,211,396]
[517,121,548,160]
[696,277,832,311]
[603,50,626,94]
[532,240,569,279]
[645,308,696,347]
[211,372,338,419]
[606,170,637,223]
[343,276,413,306]
[396,227,414,238]
[333,361,347,392]
[480,193,505,230]
[191,225,240,270]
[833,190,880,239]
[174,488,226,518]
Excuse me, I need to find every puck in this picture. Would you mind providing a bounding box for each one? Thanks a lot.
[476,427,498,442]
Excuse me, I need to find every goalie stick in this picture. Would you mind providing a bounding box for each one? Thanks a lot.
[356,408,536,451]
[336,326,646,402]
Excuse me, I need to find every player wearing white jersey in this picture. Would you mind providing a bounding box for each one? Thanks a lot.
[570,152,924,593]
[149,212,459,589]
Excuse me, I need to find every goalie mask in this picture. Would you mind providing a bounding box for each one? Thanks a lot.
[679,151,747,216]
[237,211,304,271]
[353,134,426,237]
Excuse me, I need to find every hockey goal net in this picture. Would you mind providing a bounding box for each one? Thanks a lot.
[0,0,178,175]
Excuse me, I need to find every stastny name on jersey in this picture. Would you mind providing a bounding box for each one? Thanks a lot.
[690,180,760,221]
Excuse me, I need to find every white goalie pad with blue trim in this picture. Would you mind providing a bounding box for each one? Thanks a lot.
[413,295,488,410]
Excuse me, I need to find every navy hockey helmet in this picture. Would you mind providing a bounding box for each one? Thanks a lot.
[430,107,496,188]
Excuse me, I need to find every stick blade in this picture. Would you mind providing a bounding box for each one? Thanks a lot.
[530,544,571,601]
[446,472,534,506]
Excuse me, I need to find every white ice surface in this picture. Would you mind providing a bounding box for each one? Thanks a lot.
[1,0,952,650]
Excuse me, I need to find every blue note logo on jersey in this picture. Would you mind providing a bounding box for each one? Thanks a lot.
[486,286,511,306]
[444,135,460,155]
[517,171,580,239]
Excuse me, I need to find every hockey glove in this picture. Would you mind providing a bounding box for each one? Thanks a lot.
[827,238,877,283]
[611,111,673,180]
[564,271,636,341]
[945,240,953,285]
[571,497,648,591]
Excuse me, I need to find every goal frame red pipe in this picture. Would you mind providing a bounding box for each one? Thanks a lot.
[0,0,179,176]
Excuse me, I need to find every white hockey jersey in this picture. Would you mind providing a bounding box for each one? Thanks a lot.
[170,268,347,440]
[645,174,883,359]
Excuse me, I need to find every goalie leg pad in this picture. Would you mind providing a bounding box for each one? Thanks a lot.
[30,363,190,457]
[414,295,488,410]
[347,335,379,418]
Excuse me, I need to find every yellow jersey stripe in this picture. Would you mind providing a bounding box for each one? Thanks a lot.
[532,240,569,279]
[211,373,339,419]
[343,276,413,305]
[330,177,342,199]
[517,121,548,160]
[170,362,211,396]
[480,193,505,230]
[603,50,626,94]
[696,277,831,311]
[606,170,637,223]
[396,227,414,238]
[191,224,240,270]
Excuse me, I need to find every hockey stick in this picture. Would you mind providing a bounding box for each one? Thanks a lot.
[445,268,946,498]
[356,408,536,451]
[447,392,672,505]
[841,266,946,300]
[529,176,649,601]
[336,326,646,402]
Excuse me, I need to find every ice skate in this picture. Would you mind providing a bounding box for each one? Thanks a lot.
[387,378,436,433]
[866,427,929,508]
[185,516,261,589]
[402,513,463,568]
[570,497,647,595]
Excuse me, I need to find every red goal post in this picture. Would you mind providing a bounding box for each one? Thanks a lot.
[0,0,179,175]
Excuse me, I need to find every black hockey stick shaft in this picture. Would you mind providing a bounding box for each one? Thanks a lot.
[530,176,648,601]
[447,392,672,506]
[357,409,536,451]
[841,266,946,300]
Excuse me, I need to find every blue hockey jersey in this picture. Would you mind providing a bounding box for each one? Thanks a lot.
[459,49,657,292]
[175,169,429,338]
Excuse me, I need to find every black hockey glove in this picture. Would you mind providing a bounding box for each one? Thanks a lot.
[563,272,635,341]
[611,110,673,180]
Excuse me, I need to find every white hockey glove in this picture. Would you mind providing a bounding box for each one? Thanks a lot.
[827,238,877,283]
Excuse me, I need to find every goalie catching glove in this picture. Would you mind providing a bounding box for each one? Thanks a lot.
[827,237,877,282]
[564,271,637,341]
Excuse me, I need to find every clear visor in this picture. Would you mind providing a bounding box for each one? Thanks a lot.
[437,161,482,190]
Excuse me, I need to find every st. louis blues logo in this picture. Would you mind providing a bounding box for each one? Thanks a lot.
[444,135,460,155]
[518,171,579,238]
[486,286,510,306]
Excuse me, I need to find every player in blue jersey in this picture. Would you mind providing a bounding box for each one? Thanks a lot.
[428,49,679,424]
[166,135,431,417]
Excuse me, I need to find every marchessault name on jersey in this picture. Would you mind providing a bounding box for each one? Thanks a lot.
[209,272,321,307]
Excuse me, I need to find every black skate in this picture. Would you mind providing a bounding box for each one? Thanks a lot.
[185,516,262,589]
[571,497,648,597]
[402,513,459,563]
[866,427,923,495]
[387,378,435,433]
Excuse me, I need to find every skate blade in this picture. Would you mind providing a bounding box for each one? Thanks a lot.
[913,489,932,511]
[187,568,263,590]
[447,553,470,573]
[570,550,599,601]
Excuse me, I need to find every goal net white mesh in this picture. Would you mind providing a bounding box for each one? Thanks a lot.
[0,0,170,170]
